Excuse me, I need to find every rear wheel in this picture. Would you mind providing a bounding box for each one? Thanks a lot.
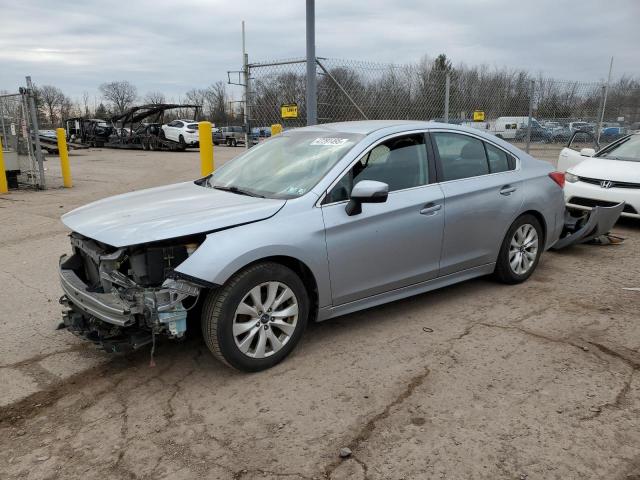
[494,215,543,284]
[231,138,237,147]
[179,134,186,146]
[201,262,309,371]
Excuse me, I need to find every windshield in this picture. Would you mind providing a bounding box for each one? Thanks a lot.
[597,134,640,162]
[207,131,364,198]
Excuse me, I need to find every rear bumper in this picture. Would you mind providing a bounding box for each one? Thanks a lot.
[59,254,138,326]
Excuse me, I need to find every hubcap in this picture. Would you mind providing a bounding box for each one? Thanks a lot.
[233,281,299,358]
[509,223,539,275]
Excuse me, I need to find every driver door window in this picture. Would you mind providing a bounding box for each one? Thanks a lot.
[325,134,429,203]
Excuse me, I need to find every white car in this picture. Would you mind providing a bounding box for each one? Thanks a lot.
[161,119,199,146]
[563,133,640,219]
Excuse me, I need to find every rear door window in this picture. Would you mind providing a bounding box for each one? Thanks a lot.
[432,133,489,181]
[484,143,512,173]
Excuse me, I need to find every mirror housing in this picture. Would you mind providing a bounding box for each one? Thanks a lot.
[345,180,389,216]
[580,148,596,157]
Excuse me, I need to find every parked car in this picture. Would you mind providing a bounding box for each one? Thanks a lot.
[59,121,568,371]
[514,123,552,142]
[551,127,595,144]
[568,121,592,133]
[161,119,199,146]
[563,133,640,219]
[220,126,246,147]
[600,126,627,143]
[212,127,224,146]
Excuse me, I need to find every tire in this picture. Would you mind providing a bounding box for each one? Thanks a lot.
[201,262,309,371]
[494,214,543,284]
[149,138,156,151]
[231,138,237,147]
[179,134,186,146]
[142,139,149,151]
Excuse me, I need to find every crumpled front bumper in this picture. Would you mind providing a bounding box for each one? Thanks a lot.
[551,202,625,250]
[59,254,139,326]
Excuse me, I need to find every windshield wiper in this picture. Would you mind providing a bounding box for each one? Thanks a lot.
[213,185,265,198]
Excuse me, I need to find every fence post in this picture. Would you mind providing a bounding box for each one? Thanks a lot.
[56,128,72,188]
[199,121,214,176]
[444,73,450,123]
[25,77,46,189]
[0,136,8,194]
[525,80,534,154]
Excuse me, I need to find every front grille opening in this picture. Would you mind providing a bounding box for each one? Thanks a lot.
[568,196,638,214]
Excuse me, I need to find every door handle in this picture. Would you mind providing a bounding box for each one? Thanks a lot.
[420,203,442,215]
[500,185,517,196]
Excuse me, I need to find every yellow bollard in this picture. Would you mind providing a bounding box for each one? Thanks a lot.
[271,124,283,136]
[0,136,8,194]
[56,128,73,188]
[199,121,214,176]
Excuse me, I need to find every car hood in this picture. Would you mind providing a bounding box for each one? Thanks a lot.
[61,181,286,247]
[569,158,640,183]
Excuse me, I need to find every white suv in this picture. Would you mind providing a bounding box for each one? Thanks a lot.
[161,120,199,146]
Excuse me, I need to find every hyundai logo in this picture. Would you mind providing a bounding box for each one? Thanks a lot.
[600,180,613,189]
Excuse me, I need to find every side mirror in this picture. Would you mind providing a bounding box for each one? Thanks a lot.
[580,148,595,157]
[345,180,389,216]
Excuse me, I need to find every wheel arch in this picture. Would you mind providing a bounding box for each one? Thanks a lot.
[217,255,320,323]
[518,209,547,246]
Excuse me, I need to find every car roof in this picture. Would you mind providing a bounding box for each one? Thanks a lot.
[293,120,441,135]
[292,120,505,139]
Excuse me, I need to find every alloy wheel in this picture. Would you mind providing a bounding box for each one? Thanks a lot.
[508,223,539,275]
[232,282,299,359]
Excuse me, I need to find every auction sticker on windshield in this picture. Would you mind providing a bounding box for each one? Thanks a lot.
[310,138,349,146]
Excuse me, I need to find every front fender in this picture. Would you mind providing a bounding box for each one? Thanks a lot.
[174,202,332,308]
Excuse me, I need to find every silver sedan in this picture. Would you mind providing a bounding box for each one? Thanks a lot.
[59,121,566,371]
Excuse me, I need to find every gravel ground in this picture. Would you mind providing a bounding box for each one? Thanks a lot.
[0,145,639,479]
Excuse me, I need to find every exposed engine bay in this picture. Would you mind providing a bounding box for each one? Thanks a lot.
[59,232,208,353]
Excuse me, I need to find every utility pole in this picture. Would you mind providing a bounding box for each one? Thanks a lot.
[597,56,614,145]
[242,21,250,149]
[306,0,317,126]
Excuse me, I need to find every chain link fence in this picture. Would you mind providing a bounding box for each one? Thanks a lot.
[0,90,45,189]
[248,57,640,162]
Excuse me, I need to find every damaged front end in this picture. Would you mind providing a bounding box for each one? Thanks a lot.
[59,233,209,353]
[552,202,625,250]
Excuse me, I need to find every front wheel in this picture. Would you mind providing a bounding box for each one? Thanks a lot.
[494,215,543,284]
[201,262,309,371]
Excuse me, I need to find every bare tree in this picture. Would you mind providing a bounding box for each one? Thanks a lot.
[143,91,166,105]
[99,81,137,115]
[37,85,65,127]
[82,91,90,116]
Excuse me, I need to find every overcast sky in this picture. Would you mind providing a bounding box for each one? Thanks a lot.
[1,0,638,104]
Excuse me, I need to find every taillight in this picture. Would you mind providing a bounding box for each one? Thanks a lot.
[548,171,565,188]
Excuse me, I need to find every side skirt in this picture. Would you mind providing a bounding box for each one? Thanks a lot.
[317,263,496,322]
